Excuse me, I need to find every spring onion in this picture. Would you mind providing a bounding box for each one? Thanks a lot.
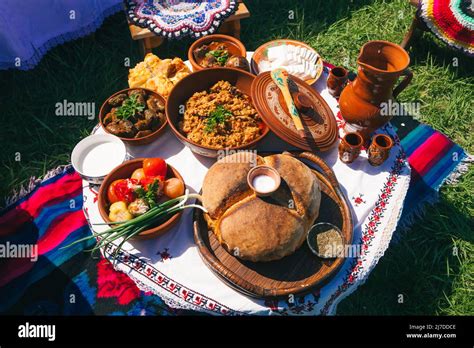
[61,190,207,263]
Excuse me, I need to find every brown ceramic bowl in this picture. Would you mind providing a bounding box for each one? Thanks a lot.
[188,34,247,71]
[98,158,184,240]
[251,39,324,85]
[165,67,269,158]
[99,88,167,146]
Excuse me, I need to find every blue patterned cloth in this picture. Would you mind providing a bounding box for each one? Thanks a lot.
[0,0,122,70]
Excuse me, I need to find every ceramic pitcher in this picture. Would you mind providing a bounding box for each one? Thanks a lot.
[339,40,412,139]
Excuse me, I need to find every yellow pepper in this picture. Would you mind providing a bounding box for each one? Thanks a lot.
[109,201,133,222]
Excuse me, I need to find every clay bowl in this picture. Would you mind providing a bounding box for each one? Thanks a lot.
[166,67,269,158]
[99,88,167,146]
[98,158,184,240]
[188,34,247,72]
[251,39,324,85]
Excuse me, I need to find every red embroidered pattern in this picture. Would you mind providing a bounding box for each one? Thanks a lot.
[352,194,366,206]
[103,244,241,315]
[320,150,406,315]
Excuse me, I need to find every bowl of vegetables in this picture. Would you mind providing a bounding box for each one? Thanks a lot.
[97,157,187,240]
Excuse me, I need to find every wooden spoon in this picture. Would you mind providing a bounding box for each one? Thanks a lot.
[271,68,306,139]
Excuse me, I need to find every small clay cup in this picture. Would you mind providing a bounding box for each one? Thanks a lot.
[368,134,394,166]
[247,165,281,197]
[338,132,363,164]
[327,66,349,98]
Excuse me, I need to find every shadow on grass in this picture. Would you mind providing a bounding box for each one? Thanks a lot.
[241,0,377,49]
[405,26,474,79]
[337,195,473,315]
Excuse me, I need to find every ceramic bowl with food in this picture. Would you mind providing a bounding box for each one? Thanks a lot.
[188,34,249,72]
[98,158,185,239]
[251,39,324,85]
[166,67,269,158]
[71,133,127,184]
[99,88,167,146]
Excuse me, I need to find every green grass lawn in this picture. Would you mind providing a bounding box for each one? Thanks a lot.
[0,0,472,314]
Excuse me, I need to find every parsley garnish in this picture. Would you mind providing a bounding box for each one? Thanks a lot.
[204,105,232,133]
[206,50,229,66]
[135,179,159,208]
[116,94,145,120]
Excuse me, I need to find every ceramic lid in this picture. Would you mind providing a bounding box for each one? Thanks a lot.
[251,72,337,152]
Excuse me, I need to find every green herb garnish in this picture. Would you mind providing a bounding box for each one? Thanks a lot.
[115,94,145,120]
[60,191,208,263]
[135,179,159,208]
[206,50,229,66]
[204,105,232,133]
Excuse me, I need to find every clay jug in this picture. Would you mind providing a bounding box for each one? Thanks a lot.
[339,40,412,139]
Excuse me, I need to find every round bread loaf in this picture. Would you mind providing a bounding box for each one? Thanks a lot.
[202,152,321,262]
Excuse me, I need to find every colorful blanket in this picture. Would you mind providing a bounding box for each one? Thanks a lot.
[0,168,187,315]
[125,0,238,39]
[418,0,474,56]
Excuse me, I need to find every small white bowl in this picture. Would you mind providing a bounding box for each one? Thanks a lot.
[71,134,127,184]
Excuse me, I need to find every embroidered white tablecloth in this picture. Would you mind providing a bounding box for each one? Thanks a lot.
[82,54,411,315]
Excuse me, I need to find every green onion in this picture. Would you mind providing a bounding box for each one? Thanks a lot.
[61,190,207,263]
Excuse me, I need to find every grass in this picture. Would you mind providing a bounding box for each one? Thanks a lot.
[0,0,472,315]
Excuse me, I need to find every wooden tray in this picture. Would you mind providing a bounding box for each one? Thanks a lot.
[193,152,353,299]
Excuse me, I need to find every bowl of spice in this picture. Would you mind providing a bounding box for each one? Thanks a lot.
[307,222,345,258]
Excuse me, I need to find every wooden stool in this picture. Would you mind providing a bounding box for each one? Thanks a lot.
[401,0,426,49]
[128,1,250,56]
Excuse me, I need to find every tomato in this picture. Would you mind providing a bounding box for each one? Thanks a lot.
[112,179,136,203]
[107,179,125,203]
[131,168,146,182]
[143,158,167,177]
[258,121,266,133]
[164,178,185,199]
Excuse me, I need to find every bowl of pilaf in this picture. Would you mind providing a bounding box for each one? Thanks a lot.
[166,68,269,158]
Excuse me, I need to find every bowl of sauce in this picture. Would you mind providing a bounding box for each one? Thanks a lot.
[71,134,127,184]
[247,165,281,196]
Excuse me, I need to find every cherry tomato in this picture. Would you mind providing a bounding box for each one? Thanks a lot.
[258,121,266,133]
[164,178,185,199]
[131,168,146,182]
[143,158,167,178]
[107,179,125,203]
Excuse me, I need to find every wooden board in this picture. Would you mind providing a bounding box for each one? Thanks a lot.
[193,152,354,299]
